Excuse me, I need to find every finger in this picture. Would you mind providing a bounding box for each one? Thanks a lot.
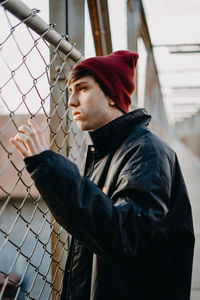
[10,138,30,158]
[28,119,47,146]
[18,124,40,148]
[14,132,36,155]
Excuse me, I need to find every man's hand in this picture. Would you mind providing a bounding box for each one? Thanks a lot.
[10,119,49,158]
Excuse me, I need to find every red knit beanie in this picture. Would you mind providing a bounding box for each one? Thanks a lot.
[72,50,139,113]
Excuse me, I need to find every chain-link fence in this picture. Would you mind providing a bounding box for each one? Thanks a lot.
[0,0,86,299]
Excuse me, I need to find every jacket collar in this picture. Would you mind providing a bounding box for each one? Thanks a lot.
[89,108,151,156]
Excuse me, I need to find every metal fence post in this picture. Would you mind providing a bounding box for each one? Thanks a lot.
[49,0,85,298]
[49,2,69,298]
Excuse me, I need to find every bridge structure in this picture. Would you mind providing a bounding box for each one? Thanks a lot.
[0,0,199,299]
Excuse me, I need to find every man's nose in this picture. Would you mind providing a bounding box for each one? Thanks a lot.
[68,93,79,107]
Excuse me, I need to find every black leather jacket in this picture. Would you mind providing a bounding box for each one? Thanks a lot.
[25,109,194,300]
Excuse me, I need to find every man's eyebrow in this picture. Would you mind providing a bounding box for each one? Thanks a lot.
[70,81,88,89]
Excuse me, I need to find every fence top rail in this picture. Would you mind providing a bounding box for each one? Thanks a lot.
[0,0,83,63]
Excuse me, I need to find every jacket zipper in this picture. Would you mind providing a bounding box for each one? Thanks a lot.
[89,147,95,179]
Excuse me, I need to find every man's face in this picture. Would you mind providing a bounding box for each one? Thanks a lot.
[68,76,113,131]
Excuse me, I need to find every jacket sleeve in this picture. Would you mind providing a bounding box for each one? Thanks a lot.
[24,149,172,263]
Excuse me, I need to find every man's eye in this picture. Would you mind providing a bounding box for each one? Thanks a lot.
[79,86,86,91]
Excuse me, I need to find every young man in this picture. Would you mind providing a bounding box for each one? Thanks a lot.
[10,51,194,300]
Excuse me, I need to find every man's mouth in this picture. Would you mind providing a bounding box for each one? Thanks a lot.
[73,111,82,121]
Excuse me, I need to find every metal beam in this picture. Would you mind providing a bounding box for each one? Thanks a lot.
[127,0,152,53]
[170,50,200,54]
[144,52,168,133]
[127,0,142,106]
[67,0,85,52]
[172,86,200,90]
[154,43,200,48]
[87,0,112,56]
[158,69,200,74]
[139,0,152,53]
[127,0,141,52]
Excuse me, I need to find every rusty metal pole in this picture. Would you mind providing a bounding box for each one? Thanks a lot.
[87,0,112,56]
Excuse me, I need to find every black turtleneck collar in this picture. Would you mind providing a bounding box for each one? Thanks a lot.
[89,108,151,156]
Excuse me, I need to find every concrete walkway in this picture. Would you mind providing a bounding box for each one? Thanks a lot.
[170,139,200,300]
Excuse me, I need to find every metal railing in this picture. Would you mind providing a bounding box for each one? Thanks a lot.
[0,0,86,299]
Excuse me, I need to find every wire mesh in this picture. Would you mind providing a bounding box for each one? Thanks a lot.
[0,2,86,299]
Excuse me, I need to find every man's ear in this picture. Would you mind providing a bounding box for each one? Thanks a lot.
[108,97,115,106]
